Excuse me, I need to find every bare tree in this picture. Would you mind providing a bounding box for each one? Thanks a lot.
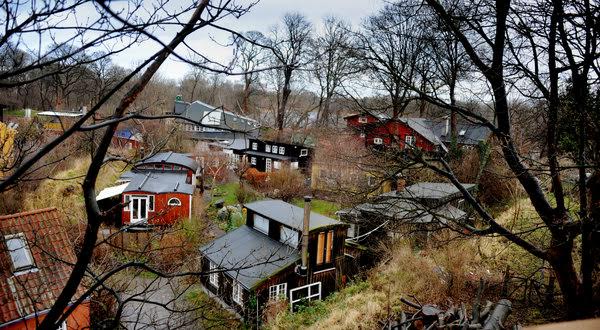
[311,16,356,127]
[267,12,312,133]
[234,31,268,114]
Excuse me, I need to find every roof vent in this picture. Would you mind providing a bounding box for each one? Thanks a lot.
[174,182,180,192]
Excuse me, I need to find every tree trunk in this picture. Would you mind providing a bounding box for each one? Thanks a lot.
[277,67,292,133]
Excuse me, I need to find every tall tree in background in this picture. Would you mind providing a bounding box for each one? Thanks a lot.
[311,17,355,127]
[268,12,312,133]
[234,31,267,115]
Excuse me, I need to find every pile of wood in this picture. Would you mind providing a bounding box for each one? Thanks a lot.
[385,297,514,330]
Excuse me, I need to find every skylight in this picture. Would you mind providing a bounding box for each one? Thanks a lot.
[5,233,35,272]
[459,129,467,136]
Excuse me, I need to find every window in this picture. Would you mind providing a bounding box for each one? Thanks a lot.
[5,234,35,272]
[265,158,272,173]
[265,145,271,153]
[209,261,219,287]
[250,157,256,165]
[359,133,366,138]
[148,195,154,212]
[316,230,334,265]
[280,227,298,248]
[271,146,278,154]
[58,321,67,330]
[123,195,131,211]
[130,195,150,223]
[358,116,368,123]
[290,282,321,311]
[459,129,467,136]
[232,281,243,305]
[252,142,258,150]
[290,162,299,170]
[300,149,308,157]
[278,146,285,155]
[168,198,181,206]
[269,283,287,300]
[325,231,333,263]
[373,138,383,145]
[254,214,269,234]
[405,135,415,146]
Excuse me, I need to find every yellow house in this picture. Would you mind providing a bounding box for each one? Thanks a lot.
[0,121,16,178]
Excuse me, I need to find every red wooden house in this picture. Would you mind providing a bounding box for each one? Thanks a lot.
[0,208,90,329]
[97,151,200,227]
[344,113,447,152]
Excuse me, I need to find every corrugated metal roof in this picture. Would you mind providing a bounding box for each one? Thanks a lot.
[122,171,194,195]
[200,225,300,289]
[244,200,343,231]
[135,152,199,172]
[380,182,476,201]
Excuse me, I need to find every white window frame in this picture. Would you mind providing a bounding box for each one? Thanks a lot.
[265,144,271,153]
[232,280,243,305]
[265,158,272,173]
[273,161,281,170]
[300,149,308,157]
[209,261,219,288]
[271,146,278,154]
[148,195,154,212]
[5,233,35,272]
[252,142,258,150]
[373,138,383,145]
[290,161,299,170]
[459,129,467,136]
[168,198,181,206]
[250,157,257,165]
[290,282,321,311]
[57,321,67,330]
[253,214,269,234]
[280,227,298,248]
[123,195,131,211]
[130,195,150,223]
[358,116,368,123]
[269,283,288,300]
[405,135,415,146]
[278,146,285,155]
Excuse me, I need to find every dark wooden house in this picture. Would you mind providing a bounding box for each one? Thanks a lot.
[243,138,312,173]
[199,198,348,319]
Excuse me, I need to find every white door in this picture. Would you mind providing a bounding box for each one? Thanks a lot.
[265,158,272,172]
[130,196,148,223]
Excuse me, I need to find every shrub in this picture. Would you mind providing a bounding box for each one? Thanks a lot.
[243,168,269,188]
[265,167,308,202]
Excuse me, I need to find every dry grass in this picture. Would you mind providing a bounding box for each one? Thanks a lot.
[271,240,500,330]
[24,156,127,224]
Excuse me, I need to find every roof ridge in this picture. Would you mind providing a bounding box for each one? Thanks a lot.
[0,207,58,220]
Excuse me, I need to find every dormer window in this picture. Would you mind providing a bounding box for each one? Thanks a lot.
[5,233,35,272]
[358,116,368,123]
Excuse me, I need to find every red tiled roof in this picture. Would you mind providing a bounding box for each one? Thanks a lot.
[0,208,83,324]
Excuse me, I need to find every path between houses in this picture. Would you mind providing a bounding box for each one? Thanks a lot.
[120,277,197,330]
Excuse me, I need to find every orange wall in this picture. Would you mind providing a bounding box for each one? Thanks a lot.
[1,302,90,330]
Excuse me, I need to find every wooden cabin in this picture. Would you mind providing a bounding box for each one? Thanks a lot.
[199,198,348,320]
[96,151,200,227]
[243,138,312,174]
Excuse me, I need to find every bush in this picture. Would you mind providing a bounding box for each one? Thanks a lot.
[243,168,269,188]
[265,167,308,202]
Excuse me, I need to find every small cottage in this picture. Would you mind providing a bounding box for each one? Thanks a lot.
[0,208,90,329]
[112,128,143,149]
[243,138,312,173]
[199,198,348,319]
[96,151,200,227]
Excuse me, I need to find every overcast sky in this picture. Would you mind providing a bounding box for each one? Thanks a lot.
[112,0,383,81]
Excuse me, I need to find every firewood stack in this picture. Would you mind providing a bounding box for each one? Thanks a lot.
[384,298,514,330]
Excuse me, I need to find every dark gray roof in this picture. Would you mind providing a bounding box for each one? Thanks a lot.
[340,199,466,225]
[431,120,492,146]
[209,138,250,151]
[381,182,475,201]
[136,152,199,172]
[200,225,300,289]
[244,200,344,231]
[122,171,195,195]
[245,150,293,161]
[177,100,259,133]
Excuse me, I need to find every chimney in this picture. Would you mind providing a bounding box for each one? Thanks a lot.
[300,195,312,275]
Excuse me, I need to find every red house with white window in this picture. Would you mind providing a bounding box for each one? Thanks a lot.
[97,151,200,227]
[344,113,447,152]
